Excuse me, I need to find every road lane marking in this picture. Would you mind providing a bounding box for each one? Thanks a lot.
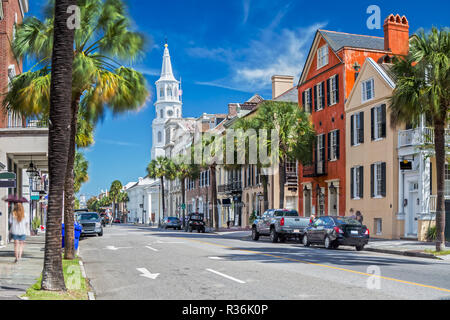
[145,246,159,252]
[179,237,450,294]
[105,246,132,251]
[206,268,245,284]
[136,267,160,280]
[156,240,185,244]
[208,257,224,260]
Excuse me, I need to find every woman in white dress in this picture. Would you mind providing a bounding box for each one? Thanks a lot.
[9,203,28,263]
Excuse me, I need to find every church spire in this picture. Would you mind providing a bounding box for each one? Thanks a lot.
[159,42,176,81]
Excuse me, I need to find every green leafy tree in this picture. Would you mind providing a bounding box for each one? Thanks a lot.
[74,151,89,194]
[4,0,148,260]
[109,180,123,219]
[86,196,99,212]
[147,157,176,220]
[390,27,450,251]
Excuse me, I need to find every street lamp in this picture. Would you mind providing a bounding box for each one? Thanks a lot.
[329,182,337,195]
[257,192,264,215]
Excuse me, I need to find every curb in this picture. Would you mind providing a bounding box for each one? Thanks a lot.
[364,247,441,260]
[78,256,95,300]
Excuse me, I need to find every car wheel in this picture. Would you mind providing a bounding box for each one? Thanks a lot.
[332,242,339,249]
[279,235,286,243]
[355,245,365,251]
[189,226,192,232]
[270,228,278,243]
[98,229,103,237]
[324,236,332,249]
[303,234,310,247]
[251,227,260,241]
[197,228,201,233]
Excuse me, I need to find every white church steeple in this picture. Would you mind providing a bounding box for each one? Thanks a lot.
[151,42,183,160]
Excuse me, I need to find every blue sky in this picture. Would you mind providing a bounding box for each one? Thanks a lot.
[27,0,450,199]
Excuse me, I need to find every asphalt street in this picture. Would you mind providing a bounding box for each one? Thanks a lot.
[79,224,450,300]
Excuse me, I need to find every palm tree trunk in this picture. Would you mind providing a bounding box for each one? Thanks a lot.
[181,177,186,228]
[63,97,80,260]
[434,120,446,251]
[42,0,77,291]
[279,159,286,209]
[160,177,165,219]
[211,164,218,230]
[261,174,269,212]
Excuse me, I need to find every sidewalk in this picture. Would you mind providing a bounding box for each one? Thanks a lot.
[365,238,450,260]
[0,234,45,300]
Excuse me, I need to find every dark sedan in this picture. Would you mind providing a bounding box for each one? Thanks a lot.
[302,216,369,251]
[162,217,182,230]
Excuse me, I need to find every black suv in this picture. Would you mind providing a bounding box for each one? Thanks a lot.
[185,213,206,233]
[302,216,369,251]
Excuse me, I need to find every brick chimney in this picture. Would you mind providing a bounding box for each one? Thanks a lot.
[383,14,409,56]
[271,75,294,99]
[228,103,239,117]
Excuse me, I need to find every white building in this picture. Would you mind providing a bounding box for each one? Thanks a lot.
[125,177,161,225]
[151,43,183,160]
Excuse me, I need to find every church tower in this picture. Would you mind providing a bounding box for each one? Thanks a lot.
[151,43,183,160]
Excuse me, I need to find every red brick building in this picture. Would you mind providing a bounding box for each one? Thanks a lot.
[0,0,28,128]
[297,14,410,217]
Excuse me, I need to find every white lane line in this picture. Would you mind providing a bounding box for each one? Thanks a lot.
[145,246,159,252]
[206,268,246,284]
[208,256,224,260]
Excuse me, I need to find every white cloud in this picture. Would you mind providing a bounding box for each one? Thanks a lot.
[189,21,327,93]
[243,0,251,24]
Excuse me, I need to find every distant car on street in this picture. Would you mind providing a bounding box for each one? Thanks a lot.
[162,217,182,230]
[302,216,369,251]
[252,209,310,243]
[185,213,206,233]
[113,218,121,224]
[76,212,103,237]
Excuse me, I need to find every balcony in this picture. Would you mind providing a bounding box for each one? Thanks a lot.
[6,119,49,129]
[302,161,327,178]
[218,181,242,194]
[285,171,298,186]
[398,127,450,148]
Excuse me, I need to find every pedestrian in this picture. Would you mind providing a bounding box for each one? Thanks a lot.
[309,214,316,224]
[349,208,356,219]
[355,211,364,224]
[9,203,28,263]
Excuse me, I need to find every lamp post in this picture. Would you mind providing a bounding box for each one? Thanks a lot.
[257,192,264,216]
[26,157,39,234]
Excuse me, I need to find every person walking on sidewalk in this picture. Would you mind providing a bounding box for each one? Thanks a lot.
[9,203,28,263]
[355,211,364,224]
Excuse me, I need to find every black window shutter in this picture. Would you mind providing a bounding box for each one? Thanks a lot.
[371,107,375,140]
[381,104,386,138]
[335,74,340,104]
[359,166,364,198]
[314,85,317,111]
[336,130,340,159]
[321,82,325,108]
[321,135,326,162]
[351,115,354,146]
[327,78,331,106]
[351,168,354,199]
[370,164,374,198]
[327,132,331,160]
[359,112,364,144]
[381,162,386,197]
[430,162,433,195]
[302,91,306,111]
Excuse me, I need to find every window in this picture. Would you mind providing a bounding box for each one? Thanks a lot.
[371,162,386,198]
[327,75,339,106]
[167,110,173,117]
[167,87,172,97]
[317,45,329,69]
[351,166,364,199]
[362,78,374,102]
[316,134,326,174]
[375,218,382,235]
[160,87,164,99]
[285,159,297,175]
[328,130,339,161]
[302,88,312,113]
[371,104,386,140]
[317,189,325,216]
[160,109,164,119]
[157,131,162,143]
[351,112,364,146]
[315,82,325,111]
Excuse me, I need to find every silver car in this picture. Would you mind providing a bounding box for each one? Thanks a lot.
[76,212,104,236]
[162,217,182,230]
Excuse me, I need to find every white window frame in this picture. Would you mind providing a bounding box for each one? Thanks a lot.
[317,45,329,69]
[327,181,339,216]
[352,166,363,200]
[329,130,338,161]
[316,83,324,111]
[305,88,312,113]
[317,134,325,162]
[373,162,384,198]
[373,105,384,140]
[362,78,375,102]
[352,113,362,146]
[329,75,338,106]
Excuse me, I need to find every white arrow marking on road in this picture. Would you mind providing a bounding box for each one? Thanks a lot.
[145,246,159,252]
[208,257,224,260]
[106,246,131,251]
[206,268,246,284]
[136,268,160,280]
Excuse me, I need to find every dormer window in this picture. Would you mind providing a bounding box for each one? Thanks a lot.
[317,45,329,69]
[362,78,375,102]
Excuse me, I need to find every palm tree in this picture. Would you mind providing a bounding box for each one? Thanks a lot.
[74,151,89,194]
[390,27,450,251]
[147,157,176,220]
[109,180,123,219]
[118,191,130,222]
[236,101,315,209]
[40,0,77,292]
[3,0,148,260]
[174,155,200,227]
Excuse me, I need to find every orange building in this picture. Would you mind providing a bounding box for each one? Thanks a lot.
[297,14,410,217]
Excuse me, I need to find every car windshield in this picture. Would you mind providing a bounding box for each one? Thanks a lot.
[190,214,203,220]
[78,213,99,221]
[274,210,298,217]
[335,217,361,225]
[168,217,179,221]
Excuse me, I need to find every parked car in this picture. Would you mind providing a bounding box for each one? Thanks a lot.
[113,218,121,224]
[185,213,206,233]
[252,209,310,243]
[162,217,182,230]
[302,216,369,251]
[76,212,103,237]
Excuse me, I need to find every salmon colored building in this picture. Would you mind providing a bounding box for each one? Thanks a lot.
[297,14,410,217]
